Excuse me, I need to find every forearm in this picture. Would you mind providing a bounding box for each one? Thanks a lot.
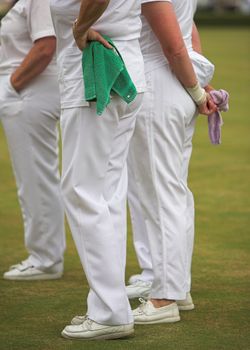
[75,0,110,36]
[11,37,56,92]
[192,22,214,91]
[163,45,197,88]
[143,3,198,88]
[192,22,202,54]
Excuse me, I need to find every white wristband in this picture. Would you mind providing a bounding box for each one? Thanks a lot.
[186,82,207,106]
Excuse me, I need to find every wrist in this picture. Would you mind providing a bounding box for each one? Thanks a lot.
[73,19,88,39]
[186,82,207,106]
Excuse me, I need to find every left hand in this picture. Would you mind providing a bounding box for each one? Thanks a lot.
[73,22,112,51]
[198,93,217,116]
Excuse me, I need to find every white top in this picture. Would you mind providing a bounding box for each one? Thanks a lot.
[0,0,57,76]
[140,0,197,73]
[50,0,146,109]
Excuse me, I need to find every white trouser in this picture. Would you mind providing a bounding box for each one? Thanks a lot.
[128,52,214,293]
[61,94,143,325]
[127,162,153,281]
[0,75,65,273]
[128,64,197,300]
[128,126,195,290]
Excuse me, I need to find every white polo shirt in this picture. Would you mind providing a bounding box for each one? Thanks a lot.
[140,0,197,73]
[0,0,57,76]
[50,0,146,109]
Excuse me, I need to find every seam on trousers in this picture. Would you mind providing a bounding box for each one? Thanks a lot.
[145,83,169,297]
[73,109,93,284]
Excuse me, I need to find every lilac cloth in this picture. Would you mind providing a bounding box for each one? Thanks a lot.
[208,89,229,145]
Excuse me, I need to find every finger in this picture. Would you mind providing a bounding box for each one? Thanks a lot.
[96,35,113,49]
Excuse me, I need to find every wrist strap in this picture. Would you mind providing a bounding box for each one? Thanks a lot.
[186,82,207,106]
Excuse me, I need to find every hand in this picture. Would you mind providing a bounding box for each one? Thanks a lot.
[73,22,112,51]
[198,93,217,116]
[10,74,21,93]
[204,84,214,93]
[86,29,113,49]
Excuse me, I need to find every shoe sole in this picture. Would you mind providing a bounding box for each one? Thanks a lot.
[178,304,195,311]
[61,329,134,340]
[3,272,63,281]
[134,316,180,325]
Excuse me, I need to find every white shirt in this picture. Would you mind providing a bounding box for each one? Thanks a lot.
[50,0,146,109]
[0,0,57,76]
[140,0,197,73]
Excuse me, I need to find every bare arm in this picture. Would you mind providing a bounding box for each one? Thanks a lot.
[142,2,216,115]
[192,22,202,54]
[11,36,56,92]
[73,0,111,50]
[192,22,214,92]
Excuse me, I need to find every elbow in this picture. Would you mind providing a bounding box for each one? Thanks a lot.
[35,37,56,61]
[163,44,186,62]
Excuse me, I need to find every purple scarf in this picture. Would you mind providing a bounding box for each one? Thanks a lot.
[208,89,229,145]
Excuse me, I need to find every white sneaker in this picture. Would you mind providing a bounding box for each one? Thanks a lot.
[3,260,63,281]
[133,298,180,324]
[126,280,152,299]
[71,315,87,325]
[177,293,195,311]
[128,274,142,285]
[62,318,134,340]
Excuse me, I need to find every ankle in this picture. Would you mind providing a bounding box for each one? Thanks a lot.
[150,298,175,308]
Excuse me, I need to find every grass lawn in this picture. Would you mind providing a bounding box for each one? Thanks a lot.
[0,27,249,350]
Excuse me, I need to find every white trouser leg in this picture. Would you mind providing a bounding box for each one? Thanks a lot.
[127,151,153,282]
[129,66,197,300]
[127,55,213,292]
[181,118,196,292]
[127,118,196,288]
[0,76,65,272]
[61,95,143,325]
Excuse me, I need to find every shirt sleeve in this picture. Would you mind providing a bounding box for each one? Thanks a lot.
[142,0,172,4]
[26,0,55,42]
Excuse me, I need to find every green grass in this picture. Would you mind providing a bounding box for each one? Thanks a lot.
[0,27,250,350]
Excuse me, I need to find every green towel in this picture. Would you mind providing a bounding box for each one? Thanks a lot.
[82,35,137,115]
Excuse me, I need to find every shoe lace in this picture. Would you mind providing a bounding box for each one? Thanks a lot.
[10,260,33,271]
[137,298,148,314]
[85,318,93,330]
[134,280,151,287]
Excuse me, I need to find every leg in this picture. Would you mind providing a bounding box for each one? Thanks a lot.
[127,151,153,281]
[1,79,65,275]
[61,95,143,325]
[130,66,197,301]
[181,116,197,293]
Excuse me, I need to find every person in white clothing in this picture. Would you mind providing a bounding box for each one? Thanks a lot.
[0,0,65,280]
[126,0,217,324]
[126,20,214,303]
[50,0,146,341]
[51,0,215,338]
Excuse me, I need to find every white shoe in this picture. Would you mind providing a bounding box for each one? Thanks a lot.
[71,315,87,325]
[128,274,142,285]
[177,293,195,311]
[133,299,180,324]
[62,318,134,340]
[126,280,152,299]
[3,260,63,281]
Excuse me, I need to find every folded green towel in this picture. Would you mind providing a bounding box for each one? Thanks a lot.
[82,35,137,115]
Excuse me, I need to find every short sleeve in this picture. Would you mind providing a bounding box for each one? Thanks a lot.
[27,0,55,42]
[141,0,172,4]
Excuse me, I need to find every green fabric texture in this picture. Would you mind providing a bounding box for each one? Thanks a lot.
[82,35,137,115]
